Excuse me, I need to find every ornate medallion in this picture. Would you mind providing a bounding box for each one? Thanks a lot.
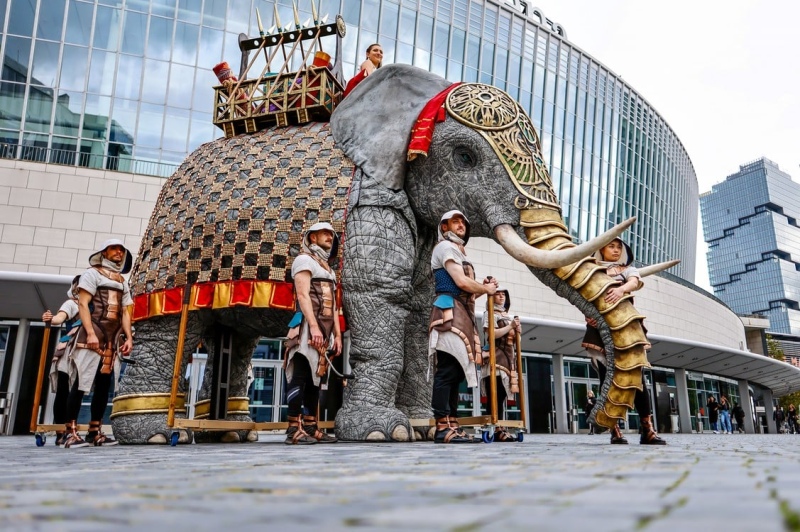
[445,84,560,211]
[336,14,346,38]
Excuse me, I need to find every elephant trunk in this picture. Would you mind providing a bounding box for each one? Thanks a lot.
[494,216,636,270]
[515,207,651,429]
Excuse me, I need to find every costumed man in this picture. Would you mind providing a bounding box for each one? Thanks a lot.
[283,222,342,445]
[481,285,521,442]
[61,239,133,448]
[429,210,497,444]
[582,237,666,445]
[41,275,82,446]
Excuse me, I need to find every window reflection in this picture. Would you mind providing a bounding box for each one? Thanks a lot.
[142,59,169,104]
[115,55,143,100]
[8,0,35,37]
[37,0,66,41]
[173,22,199,65]
[122,11,146,56]
[31,40,60,86]
[65,0,93,46]
[147,16,173,61]
[25,85,54,133]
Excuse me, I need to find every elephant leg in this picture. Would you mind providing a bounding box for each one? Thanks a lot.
[335,205,415,441]
[194,328,259,443]
[395,233,436,440]
[112,315,203,444]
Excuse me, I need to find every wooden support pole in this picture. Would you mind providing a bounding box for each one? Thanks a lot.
[488,296,498,426]
[167,288,191,428]
[515,330,527,432]
[29,326,50,433]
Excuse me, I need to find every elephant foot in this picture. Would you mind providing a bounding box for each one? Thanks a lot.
[193,415,255,444]
[112,414,194,445]
[413,426,436,442]
[334,405,412,442]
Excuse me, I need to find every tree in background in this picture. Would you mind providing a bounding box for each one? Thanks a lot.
[768,334,800,412]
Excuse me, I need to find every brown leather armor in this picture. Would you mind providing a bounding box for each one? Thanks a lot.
[76,267,125,374]
[429,261,481,361]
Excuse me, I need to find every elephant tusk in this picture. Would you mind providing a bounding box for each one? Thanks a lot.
[494,218,637,269]
[638,259,681,278]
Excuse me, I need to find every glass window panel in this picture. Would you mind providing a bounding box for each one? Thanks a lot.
[115,55,143,99]
[152,0,176,18]
[136,102,164,148]
[173,22,199,65]
[192,68,211,109]
[361,0,379,32]
[0,81,25,130]
[395,42,412,65]
[177,0,201,23]
[167,63,194,108]
[31,40,60,86]
[8,0,35,36]
[398,7,415,44]
[225,0,248,33]
[189,110,214,149]
[82,93,111,140]
[142,59,168,103]
[147,16,173,61]
[65,0,93,46]
[413,48,430,70]
[431,54,446,78]
[3,36,32,83]
[161,106,189,152]
[465,34,479,69]
[341,27,358,69]
[433,21,449,56]
[379,38,395,65]
[379,1,398,40]
[127,0,150,12]
[37,0,66,41]
[0,0,7,34]
[53,91,83,137]
[86,49,114,94]
[121,11,146,56]
[417,15,433,50]
[93,6,121,51]
[450,28,465,64]
[58,45,89,91]
[110,97,137,144]
[25,85,54,133]
[203,0,227,29]
[197,27,223,71]
[342,1,361,33]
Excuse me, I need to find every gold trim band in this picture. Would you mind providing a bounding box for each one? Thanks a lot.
[110,393,186,419]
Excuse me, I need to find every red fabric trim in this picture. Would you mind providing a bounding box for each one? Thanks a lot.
[406,83,461,160]
[194,283,215,308]
[343,69,369,98]
[270,282,295,310]
[163,287,184,314]
[132,294,149,321]
[230,280,254,306]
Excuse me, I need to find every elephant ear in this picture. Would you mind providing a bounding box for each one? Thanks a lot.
[331,64,452,191]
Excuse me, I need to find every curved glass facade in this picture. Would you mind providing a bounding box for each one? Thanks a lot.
[0,0,697,279]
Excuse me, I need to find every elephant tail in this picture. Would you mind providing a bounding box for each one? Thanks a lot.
[521,208,650,429]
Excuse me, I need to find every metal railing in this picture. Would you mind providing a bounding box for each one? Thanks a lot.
[0,143,178,178]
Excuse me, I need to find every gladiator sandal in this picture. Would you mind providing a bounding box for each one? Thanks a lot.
[61,421,89,449]
[639,415,667,445]
[54,431,67,447]
[302,415,338,443]
[284,415,317,445]
[447,416,481,443]
[609,423,629,445]
[85,421,119,446]
[434,417,474,444]
[494,427,517,442]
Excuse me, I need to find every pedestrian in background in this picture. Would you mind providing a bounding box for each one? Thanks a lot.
[707,396,720,434]
[787,404,798,434]
[584,390,596,435]
[732,402,745,433]
[719,395,732,434]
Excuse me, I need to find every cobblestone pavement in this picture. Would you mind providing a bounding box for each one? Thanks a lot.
[2,432,800,531]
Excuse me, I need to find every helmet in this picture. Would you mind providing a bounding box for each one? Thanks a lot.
[437,210,471,244]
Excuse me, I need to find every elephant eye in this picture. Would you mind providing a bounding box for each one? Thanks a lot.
[453,147,477,169]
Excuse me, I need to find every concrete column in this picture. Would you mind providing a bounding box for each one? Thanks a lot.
[4,319,30,435]
[737,379,755,434]
[673,368,693,434]
[551,354,568,434]
[763,389,776,434]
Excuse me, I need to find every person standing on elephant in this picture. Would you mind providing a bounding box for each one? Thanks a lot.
[582,237,665,445]
[343,43,383,98]
[283,222,341,445]
[62,239,134,448]
[481,285,520,442]
[429,210,497,444]
[41,275,82,446]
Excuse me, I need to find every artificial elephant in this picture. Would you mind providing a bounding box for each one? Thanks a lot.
[112,64,641,444]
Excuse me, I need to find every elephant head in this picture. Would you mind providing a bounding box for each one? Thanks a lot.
[332,65,647,432]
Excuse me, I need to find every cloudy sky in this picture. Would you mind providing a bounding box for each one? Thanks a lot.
[528,0,800,289]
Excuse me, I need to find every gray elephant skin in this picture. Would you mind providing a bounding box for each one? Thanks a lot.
[112,64,637,444]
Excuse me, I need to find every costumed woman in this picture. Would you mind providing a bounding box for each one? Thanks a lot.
[481,285,521,442]
[582,237,666,445]
[343,43,383,97]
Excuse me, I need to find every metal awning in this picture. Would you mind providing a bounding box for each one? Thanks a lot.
[0,271,75,321]
[484,313,800,396]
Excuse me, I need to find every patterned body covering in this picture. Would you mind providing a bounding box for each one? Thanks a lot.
[129,123,354,319]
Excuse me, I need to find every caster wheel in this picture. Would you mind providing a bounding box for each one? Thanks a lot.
[517,432,524,443]
[170,432,180,446]
[481,431,494,444]
[35,434,46,447]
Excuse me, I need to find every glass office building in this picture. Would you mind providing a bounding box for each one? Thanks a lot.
[0,0,697,279]
[701,158,800,335]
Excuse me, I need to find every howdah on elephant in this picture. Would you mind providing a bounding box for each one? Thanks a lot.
[111,64,647,443]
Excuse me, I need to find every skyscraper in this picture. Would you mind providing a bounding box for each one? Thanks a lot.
[701,157,800,335]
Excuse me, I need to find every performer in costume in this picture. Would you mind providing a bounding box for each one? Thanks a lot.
[62,239,133,448]
[41,275,82,446]
[343,43,383,97]
[283,222,342,445]
[481,285,521,442]
[582,237,666,445]
[429,210,497,444]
